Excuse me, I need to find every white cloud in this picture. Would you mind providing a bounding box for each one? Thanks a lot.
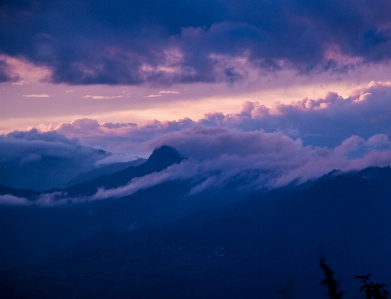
[143,94,162,98]
[23,94,50,98]
[82,94,126,100]
[159,90,180,94]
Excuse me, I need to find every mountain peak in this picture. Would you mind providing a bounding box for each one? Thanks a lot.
[61,146,183,196]
[146,146,183,167]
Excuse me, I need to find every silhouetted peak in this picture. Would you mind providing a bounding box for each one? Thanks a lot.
[146,145,183,167]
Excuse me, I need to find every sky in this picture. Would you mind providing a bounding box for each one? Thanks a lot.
[1,0,391,195]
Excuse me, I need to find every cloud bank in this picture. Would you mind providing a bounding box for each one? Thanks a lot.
[2,82,391,204]
[0,80,390,205]
[0,129,108,190]
[2,130,391,206]
[37,81,391,154]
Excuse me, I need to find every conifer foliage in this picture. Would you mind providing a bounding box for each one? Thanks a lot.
[320,257,344,299]
[355,274,390,299]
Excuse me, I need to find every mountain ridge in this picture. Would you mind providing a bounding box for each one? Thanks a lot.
[65,158,147,186]
[63,145,183,196]
[2,165,391,299]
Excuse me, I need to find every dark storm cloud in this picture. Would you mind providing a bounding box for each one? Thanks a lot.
[0,58,19,83]
[1,0,390,85]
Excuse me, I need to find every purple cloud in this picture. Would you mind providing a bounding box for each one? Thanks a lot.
[2,81,391,201]
[0,129,108,190]
[1,0,390,85]
[36,82,391,155]
[3,129,391,206]
[0,58,19,83]
[0,194,28,205]
[83,130,391,200]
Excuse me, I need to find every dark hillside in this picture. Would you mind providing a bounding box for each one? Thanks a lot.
[64,145,183,196]
[1,167,391,298]
[65,158,146,186]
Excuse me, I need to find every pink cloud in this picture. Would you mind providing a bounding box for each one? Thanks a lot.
[23,94,50,98]
[1,81,387,201]
[28,82,391,163]
[0,54,51,84]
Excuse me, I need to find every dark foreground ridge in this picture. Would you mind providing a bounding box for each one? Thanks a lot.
[1,166,391,298]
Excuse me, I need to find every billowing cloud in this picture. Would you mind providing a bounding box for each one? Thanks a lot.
[1,0,390,85]
[2,82,391,203]
[36,82,391,155]
[145,128,391,188]
[51,118,137,135]
[213,81,391,147]
[38,117,195,159]
[3,131,391,206]
[64,131,391,198]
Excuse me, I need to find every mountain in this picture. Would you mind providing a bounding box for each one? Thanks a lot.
[0,145,190,270]
[63,145,183,196]
[0,149,108,191]
[1,157,391,298]
[0,184,38,198]
[65,158,147,186]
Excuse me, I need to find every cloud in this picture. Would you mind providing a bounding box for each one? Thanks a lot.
[90,130,391,199]
[38,119,144,160]
[159,90,180,94]
[0,58,19,83]
[38,117,196,159]
[3,130,391,206]
[0,191,82,206]
[143,94,162,98]
[3,81,390,201]
[23,94,50,98]
[0,55,51,84]
[101,122,137,129]
[1,1,390,85]
[82,94,128,100]
[0,194,29,205]
[146,126,303,160]
[198,81,391,147]
[36,82,391,155]
[0,128,108,190]
[49,118,137,135]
